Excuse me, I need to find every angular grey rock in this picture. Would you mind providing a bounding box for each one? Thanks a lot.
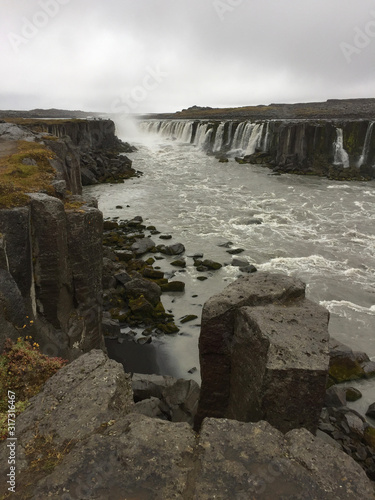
[28,415,195,500]
[10,350,133,449]
[0,122,35,141]
[325,386,347,408]
[194,418,374,500]
[131,237,155,255]
[316,429,343,449]
[114,270,132,285]
[196,272,329,433]
[157,243,185,255]
[133,397,165,419]
[1,351,373,499]
[124,277,161,306]
[101,317,121,337]
[132,373,200,425]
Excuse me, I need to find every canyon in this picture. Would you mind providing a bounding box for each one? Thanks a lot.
[0,113,375,498]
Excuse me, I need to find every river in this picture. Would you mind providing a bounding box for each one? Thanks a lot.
[86,124,375,411]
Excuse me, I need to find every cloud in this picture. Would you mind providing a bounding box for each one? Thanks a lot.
[0,0,374,112]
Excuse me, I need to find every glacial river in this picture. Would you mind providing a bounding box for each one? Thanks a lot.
[86,127,375,412]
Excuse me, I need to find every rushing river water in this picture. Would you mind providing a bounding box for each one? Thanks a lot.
[86,127,375,410]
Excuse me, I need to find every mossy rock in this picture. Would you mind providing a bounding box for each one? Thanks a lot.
[109,308,129,322]
[180,314,198,324]
[328,359,365,383]
[364,427,375,450]
[153,301,166,316]
[157,322,179,334]
[201,259,222,270]
[345,387,362,402]
[171,259,186,268]
[154,278,169,287]
[128,296,154,318]
[143,267,164,280]
[161,281,185,292]
[145,257,155,265]
[103,220,119,230]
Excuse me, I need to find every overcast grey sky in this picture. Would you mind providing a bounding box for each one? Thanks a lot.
[1,0,375,113]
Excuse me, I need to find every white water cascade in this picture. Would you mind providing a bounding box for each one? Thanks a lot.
[213,123,225,152]
[225,122,234,148]
[333,128,350,168]
[357,122,374,168]
[245,123,264,155]
[194,123,211,149]
[262,121,270,151]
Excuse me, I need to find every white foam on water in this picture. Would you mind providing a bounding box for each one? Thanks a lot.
[320,300,375,317]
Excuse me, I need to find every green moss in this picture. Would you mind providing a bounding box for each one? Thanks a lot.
[180,315,198,324]
[328,359,364,383]
[157,322,179,334]
[364,426,375,450]
[0,141,56,209]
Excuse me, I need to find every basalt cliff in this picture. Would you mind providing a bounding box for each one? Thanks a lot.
[0,118,135,360]
[140,99,375,180]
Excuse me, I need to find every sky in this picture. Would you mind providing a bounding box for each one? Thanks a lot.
[1,0,375,113]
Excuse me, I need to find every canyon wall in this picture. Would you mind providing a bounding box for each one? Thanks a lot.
[0,119,131,359]
[141,118,375,180]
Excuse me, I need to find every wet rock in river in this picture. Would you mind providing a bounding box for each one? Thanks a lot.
[226,248,245,255]
[346,387,362,402]
[171,259,186,268]
[180,314,198,324]
[157,243,185,255]
[161,281,185,292]
[131,237,156,256]
[201,259,222,270]
[239,264,257,273]
[366,403,375,419]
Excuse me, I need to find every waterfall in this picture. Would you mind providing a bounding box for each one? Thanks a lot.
[357,122,374,167]
[225,122,234,148]
[213,123,225,152]
[231,122,247,150]
[239,122,254,151]
[180,121,193,143]
[245,123,264,155]
[262,121,270,151]
[194,123,210,148]
[333,128,350,168]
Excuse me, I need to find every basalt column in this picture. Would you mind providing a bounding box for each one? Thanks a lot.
[195,273,330,434]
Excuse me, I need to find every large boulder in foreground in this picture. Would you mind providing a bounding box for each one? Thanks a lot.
[195,418,374,500]
[1,350,373,499]
[196,272,330,433]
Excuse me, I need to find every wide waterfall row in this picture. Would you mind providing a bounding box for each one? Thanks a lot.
[139,119,375,177]
[139,119,271,156]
